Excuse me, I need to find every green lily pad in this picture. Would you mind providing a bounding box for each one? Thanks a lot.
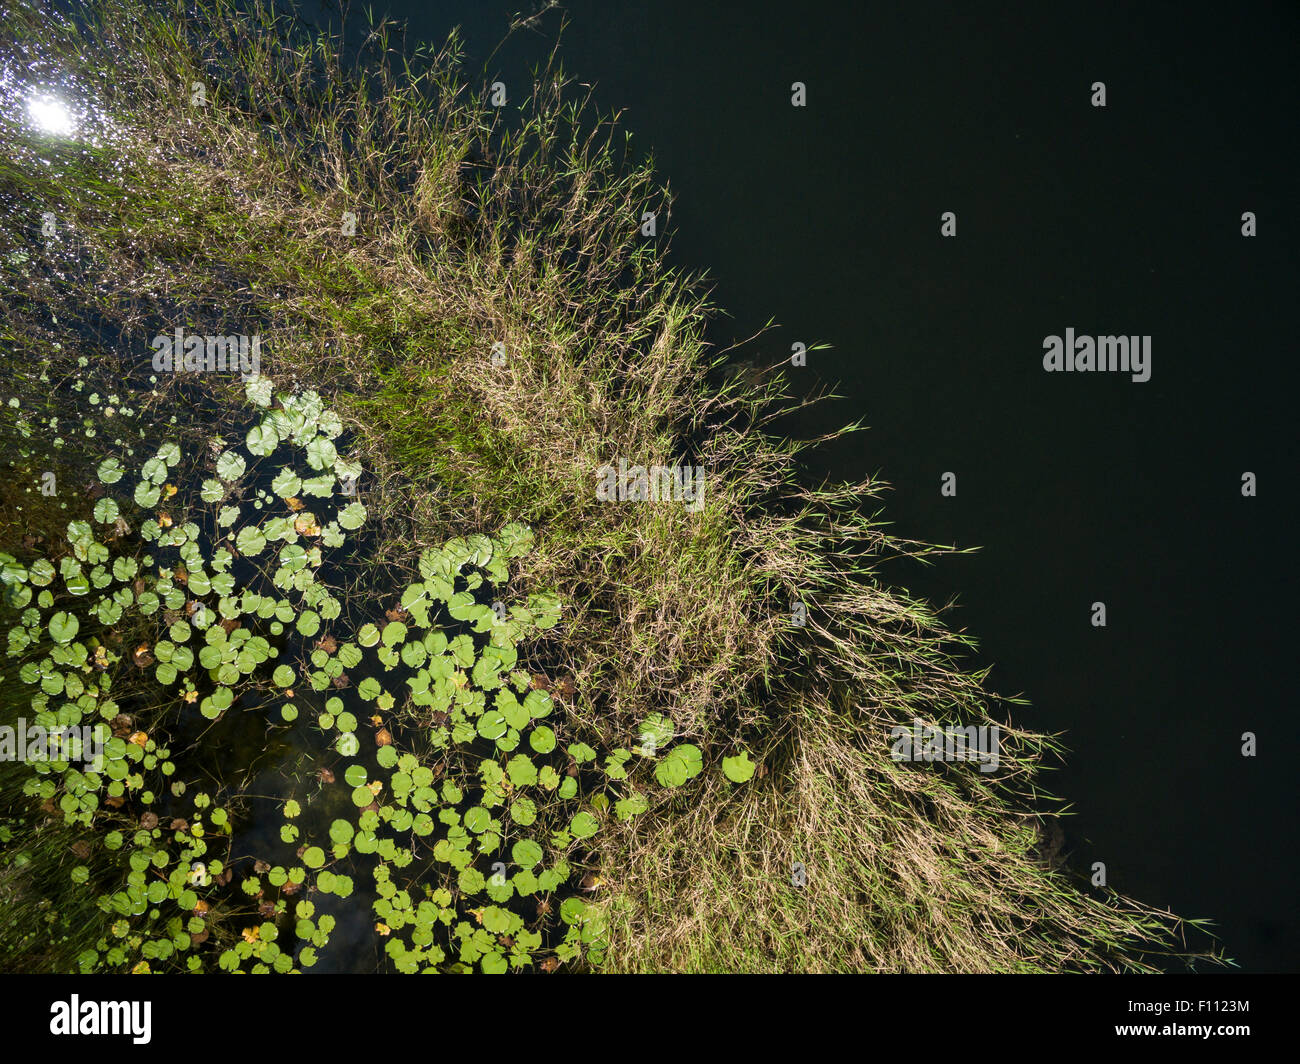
[337,502,366,530]
[235,526,267,556]
[654,744,703,789]
[97,457,123,484]
[722,751,757,783]
[570,811,600,839]
[48,611,79,644]
[216,450,246,481]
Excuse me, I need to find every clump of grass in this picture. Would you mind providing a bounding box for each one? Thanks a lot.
[0,0,1224,971]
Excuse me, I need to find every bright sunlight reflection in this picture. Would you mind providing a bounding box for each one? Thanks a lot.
[26,92,77,137]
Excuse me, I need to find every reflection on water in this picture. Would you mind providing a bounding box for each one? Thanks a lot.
[25,91,76,137]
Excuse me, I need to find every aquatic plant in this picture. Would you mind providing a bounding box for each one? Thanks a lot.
[1,370,740,972]
[0,0,1223,972]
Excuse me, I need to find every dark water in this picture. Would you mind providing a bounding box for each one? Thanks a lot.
[298,0,1298,971]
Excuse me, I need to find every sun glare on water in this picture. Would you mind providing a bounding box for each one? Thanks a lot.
[26,92,77,137]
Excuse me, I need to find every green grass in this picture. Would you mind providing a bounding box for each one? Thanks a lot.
[0,0,1224,972]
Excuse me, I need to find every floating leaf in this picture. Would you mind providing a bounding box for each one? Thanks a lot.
[570,811,600,839]
[638,712,674,750]
[512,840,543,869]
[216,450,246,482]
[48,611,79,644]
[271,468,302,498]
[654,744,703,789]
[722,751,757,783]
[337,502,366,530]
[235,526,266,557]
[245,376,273,407]
[97,457,123,484]
[246,423,279,456]
[497,522,535,558]
[305,437,337,471]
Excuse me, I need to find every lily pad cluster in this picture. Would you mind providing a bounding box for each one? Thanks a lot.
[1,378,368,971]
[1,373,759,973]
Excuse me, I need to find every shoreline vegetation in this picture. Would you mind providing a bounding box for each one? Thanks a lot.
[0,0,1223,972]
